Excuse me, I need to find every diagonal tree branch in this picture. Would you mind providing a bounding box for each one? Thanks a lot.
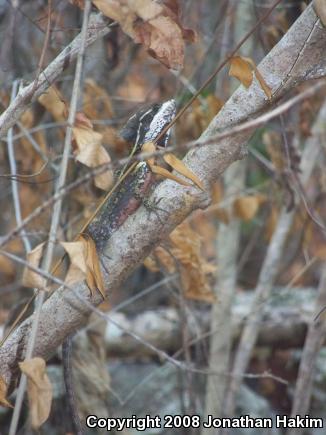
[0,13,112,139]
[0,4,325,391]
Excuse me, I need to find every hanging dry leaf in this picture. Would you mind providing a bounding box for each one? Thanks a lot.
[314,0,326,26]
[233,195,265,221]
[83,79,114,121]
[19,358,52,429]
[229,56,253,88]
[229,56,272,99]
[22,242,47,289]
[0,376,13,408]
[38,86,67,121]
[145,221,215,303]
[61,236,105,299]
[82,234,106,299]
[163,153,205,190]
[73,117,114,191]
[149,163,192,187]
[93,0,196,70]
[61,240,88,285]
[253,67,272,99]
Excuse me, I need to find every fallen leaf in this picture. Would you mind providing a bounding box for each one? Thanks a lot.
[19,358,52,429]
[0,376,13,408]
[22,243,47,289]
[163,153,205,190]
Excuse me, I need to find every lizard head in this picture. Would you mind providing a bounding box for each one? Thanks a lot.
[120,99,176,153]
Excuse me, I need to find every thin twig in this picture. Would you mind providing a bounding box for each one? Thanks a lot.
[8,2,92,433]
[0,13,112,138]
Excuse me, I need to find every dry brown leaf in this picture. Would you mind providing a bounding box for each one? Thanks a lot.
[149,164,193,187]
[169,221,215,302]
[315,246,326,260]
[229,56,253,88]
[314,0,326,26]
[233,195,265,221]
[253,67,272,99]
[145,221,215,303]
[38,86,66,121]
[0,376,13,408]
[242,56,272,99]
[22,242,47,289]
[73,120,114,191]
[93,0,195,70]
[19,358,52,429]
[163,153,205,190]
[61,240,88,285]
[83,79,114,121]
[229,56,272,99]
[83,235,106,300]
[61,236,105,299]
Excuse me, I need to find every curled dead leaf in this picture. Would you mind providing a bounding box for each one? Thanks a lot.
[229,56,253,88]
[73,117,114,191]
[82,234,106,300]
[233,195,265,221]
[22,242,47,290]
[0,376,13,408]
[229,56,272,99]
[61,236,106,299]
[61,240,88,285]
[145,221,215,303]
[149,163,192,187]
[19,358,52,429]
[38,86,67,121]
[93,0,195,70]
[163,153,205,190]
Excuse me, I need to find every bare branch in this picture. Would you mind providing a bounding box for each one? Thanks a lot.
[0,13,112,138]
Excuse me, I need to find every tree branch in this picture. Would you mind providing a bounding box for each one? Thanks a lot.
[0,13,112,138]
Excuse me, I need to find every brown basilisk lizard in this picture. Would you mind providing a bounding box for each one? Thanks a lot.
[62,99,176,434]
